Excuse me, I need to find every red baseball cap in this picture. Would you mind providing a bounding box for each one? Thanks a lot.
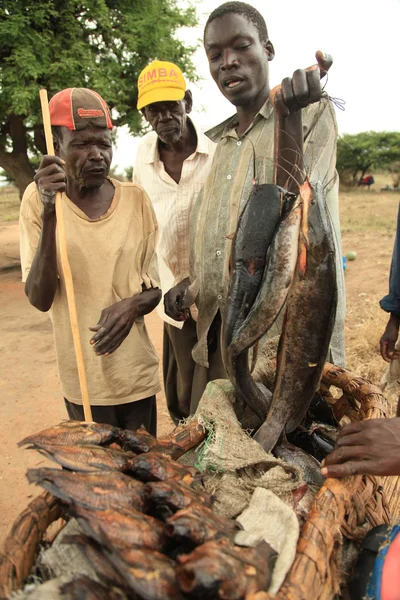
[49,88,113,131]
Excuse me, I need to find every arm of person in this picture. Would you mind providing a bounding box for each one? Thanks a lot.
[23,155,66,312]
[89,286,162,356]
[322,418,400,478]
[89,188,162,356]
[380,205,400,362]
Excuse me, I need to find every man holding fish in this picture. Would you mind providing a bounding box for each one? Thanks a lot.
[165,1,346,423]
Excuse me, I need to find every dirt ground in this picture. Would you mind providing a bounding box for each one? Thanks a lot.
[0,182,399,545]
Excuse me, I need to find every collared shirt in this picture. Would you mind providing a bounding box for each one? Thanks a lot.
[189,97,346,368]
[133,118,216,327]
[20,179,161,405]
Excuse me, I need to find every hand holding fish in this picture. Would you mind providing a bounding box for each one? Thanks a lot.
[380,313,400,363]
[270,50,332,118]
[322,418,400,478]
[164,277,190,321]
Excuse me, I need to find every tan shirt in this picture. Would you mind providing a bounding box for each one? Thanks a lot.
[19,179,161,406]
[133,119,216,327]
[190,97,346,368]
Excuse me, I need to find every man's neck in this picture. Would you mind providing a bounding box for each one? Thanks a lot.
[159,119,197,155]
[65,178,114,219]
[235,87,270,137]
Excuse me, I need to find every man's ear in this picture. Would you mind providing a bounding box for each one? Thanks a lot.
[53,136,60,156]
[265,40,275,62]
[142,107,150,123]
[184,90,193,115]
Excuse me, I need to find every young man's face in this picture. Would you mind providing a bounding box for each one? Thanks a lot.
[56,127,113,189]
[143,97,190,145]
[204,13,274,108]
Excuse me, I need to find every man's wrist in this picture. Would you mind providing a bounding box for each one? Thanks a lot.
[389,313,400,324]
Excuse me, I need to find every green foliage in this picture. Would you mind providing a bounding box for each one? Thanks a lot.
[0,0,199,192]
[125,165,133,181]
[337,131,400,184]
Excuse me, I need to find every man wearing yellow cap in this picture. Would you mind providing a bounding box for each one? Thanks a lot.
[20,88,161,433]
[133,61,220,424]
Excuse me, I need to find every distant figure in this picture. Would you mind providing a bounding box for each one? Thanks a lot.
[360,174,374,189]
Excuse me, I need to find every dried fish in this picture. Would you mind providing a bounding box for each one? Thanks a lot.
[145,480,213,519]
[72,504,167,552]
[128,451,199,484]
[19,421,120,448]
[27,468,145,511]
[166,505,241,547]
[30,442,135,473]
[176,538,276,599]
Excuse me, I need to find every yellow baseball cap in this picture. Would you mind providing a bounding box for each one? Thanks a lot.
[137,60,186,110]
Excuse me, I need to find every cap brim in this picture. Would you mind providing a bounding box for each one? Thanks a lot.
[137,88,185,110]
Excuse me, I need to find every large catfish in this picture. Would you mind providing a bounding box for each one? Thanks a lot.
[254,181,337,452]
[222,184,292,421]
[230,196,302,357]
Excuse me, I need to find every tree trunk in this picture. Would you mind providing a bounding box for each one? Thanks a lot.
[0,149,35,198]
[0,113,36,198]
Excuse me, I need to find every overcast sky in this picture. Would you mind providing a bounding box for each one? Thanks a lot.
[113,0,400,173]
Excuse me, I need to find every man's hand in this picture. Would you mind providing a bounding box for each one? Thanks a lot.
[164,277,190,321]
[380,313,400,362]
[321,418,400,478]
[89,297,138,356]
[34,155,67,213]
[271,51,333,118]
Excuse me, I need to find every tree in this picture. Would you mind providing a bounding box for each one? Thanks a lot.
[337,131,400,185]
[0,0,198,195]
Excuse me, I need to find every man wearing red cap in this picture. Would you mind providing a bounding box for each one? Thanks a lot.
[133,61,220,424]
[19,88,161,433]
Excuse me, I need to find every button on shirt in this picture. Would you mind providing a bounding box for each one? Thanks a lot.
[133,119,216,328]
[189,97,346,368]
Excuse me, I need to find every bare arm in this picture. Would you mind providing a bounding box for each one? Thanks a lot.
[89,287,162,356]
[25,155,66,311]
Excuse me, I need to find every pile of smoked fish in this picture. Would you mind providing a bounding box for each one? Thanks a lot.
[20,419,279,600]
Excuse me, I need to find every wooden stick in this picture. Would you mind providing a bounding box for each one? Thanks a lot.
[39,89,92,422]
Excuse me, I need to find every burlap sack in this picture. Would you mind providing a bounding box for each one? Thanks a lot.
[184,378,302,518]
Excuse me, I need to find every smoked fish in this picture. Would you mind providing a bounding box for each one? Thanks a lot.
[106,546,180,600]
[19,421,120,448]
[145,480,213,519]
[128,451,199,484]
[61,576,126,599]
[72,505,167,552]
[30,442,136,473]
[166,504,241,547]
[176,538,276,599]
[27,468,145,511]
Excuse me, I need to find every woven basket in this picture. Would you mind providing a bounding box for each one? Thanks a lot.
[0,363,396,600]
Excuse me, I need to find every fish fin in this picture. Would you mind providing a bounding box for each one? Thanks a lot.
[225,232,235,240]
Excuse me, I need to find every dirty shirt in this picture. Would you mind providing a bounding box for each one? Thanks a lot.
[19,179,161,406]
[189,97,346,368]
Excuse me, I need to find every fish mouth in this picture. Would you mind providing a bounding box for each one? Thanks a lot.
[222,76,245,90]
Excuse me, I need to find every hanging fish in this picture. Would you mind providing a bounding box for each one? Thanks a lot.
[254,182,337,453]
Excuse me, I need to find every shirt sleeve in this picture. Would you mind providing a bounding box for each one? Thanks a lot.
[19,184,42,283]
[380,205,400,315]
[139,188,161,290]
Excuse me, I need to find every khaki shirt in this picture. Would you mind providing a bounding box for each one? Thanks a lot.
[20,179,161,406]
[190,97,346,368]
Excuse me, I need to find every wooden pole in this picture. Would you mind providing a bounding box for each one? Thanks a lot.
[39,89,93,422]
